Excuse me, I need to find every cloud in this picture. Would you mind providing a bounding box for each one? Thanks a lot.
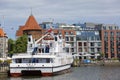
[0,0,120,39]
[1,0,120,18]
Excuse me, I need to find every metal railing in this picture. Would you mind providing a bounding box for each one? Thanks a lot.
[0,63,9,72]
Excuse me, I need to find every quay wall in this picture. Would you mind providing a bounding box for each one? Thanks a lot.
[72,59,120,67]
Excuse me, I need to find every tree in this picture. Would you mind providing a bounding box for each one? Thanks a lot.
[98,52,105,60]
[8,38,15,56]
[14,35,27,53]
[98,52,105,66]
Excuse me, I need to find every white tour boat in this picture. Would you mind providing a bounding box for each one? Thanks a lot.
[9,29,73,77]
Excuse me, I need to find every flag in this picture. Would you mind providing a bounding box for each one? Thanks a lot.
[45,27,53,34]
[47,28,52,33]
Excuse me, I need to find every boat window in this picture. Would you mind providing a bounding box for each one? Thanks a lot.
[55,36,57,41]
[50,58,54,63]
[32,47,38,55]
[46,58,50,63]
[42,48,44,53]
[22,58,39,63]
[29,44,32,48]
[22,58,31,63]
[28,37,31,42]
[15,59,22,63]
[38,58,52,63]
[14,58,53,63]
[32,58,38,63]
[50,43,52,47]
[45,45,49,53]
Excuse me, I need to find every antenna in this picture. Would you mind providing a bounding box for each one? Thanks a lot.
[30,7,33,15]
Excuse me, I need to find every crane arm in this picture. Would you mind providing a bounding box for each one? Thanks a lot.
[35,33,49,44]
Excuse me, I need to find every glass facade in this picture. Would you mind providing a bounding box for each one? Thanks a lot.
[76,30,100,41]
[76,27,101,59]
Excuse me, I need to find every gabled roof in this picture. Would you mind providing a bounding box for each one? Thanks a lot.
[23,15,42,30]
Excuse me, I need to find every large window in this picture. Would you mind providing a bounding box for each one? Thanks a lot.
[97,42,101,46]
[84,42,87,46]
[70,37,74,41]
[110,32,114,36]
[66,48,69,52]
[90,42,94,46]
[65,37,69,41]
[110,37,114,41]
[104,32,108,36]
[97,48,101,52]
[65,32,69,35]
[71,48,74,52]
[104,37,108,41]
[78,42,82,46]
[116,32,120,37]
[91,48,94,52]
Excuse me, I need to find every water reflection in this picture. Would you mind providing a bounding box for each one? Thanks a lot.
[3,66,120,80]
[0,74,8,80]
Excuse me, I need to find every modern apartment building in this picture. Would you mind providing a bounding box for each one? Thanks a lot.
[76,26,101,59]
[59,24,76,55]
[99,24,120,59]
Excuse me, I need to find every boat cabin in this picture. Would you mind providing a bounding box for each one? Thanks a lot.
[12,57,54,63]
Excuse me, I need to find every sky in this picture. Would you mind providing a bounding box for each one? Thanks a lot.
[0,0,120,39]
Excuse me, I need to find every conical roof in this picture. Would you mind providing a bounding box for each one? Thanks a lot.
[23,15,42,30]
[0,28,6,37]
[16,26,25,36]
[16,15,42,36]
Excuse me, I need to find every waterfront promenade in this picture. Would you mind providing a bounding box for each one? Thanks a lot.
[72,59,120,67]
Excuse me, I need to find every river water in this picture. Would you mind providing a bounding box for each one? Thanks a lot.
[1,66,120,80]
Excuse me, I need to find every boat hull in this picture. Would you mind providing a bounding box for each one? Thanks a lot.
[10,64,71,77]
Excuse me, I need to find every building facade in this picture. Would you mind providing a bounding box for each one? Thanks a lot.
[59,24,76,55]
[76,26,101,59]
[16,14,43,40]
[16,15,120,59]
[0,28,8,59]
[16,15,76,55]
[100,24,120,59]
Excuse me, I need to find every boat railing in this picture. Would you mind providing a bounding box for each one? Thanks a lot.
[13,53,30,56]
[37,52,63,56]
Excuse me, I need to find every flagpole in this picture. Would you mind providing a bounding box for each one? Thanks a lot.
[2,15,5,60]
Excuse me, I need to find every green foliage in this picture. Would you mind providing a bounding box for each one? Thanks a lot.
[0,60,3,63]
[8,35,27,55]
[98,52,105,58]
[111,58,118,60]
[8,38,15,54]
[14,35,27,53]
[4,59,12,64]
